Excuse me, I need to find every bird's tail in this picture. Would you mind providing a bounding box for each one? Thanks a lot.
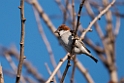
[87,54,98,63]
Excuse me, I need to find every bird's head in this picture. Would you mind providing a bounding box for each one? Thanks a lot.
[55,24,70,36]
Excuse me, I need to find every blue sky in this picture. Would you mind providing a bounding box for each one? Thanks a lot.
[0,0,124,83]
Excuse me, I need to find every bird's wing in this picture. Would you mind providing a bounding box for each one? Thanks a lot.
[79,40,91,53]
[70,30,91,53]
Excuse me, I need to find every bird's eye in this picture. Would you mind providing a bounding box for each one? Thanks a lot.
[59,28,62,31]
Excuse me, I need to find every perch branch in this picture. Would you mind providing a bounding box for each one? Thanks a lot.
[60,55,71,83]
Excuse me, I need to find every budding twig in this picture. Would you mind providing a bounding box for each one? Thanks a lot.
[16,0,26,83]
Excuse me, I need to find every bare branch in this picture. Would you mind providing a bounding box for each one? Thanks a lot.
[72,0,76,29]
[70,56,76,83]
[31,0,57,36]
[33,7,62,80]
[81,0,115,40]
[24,77,37,83]
[102,0,118,82]
[1,46,46,83]
[60,55,71,83]
[4,53,26,83]
[75,59,94,83]
[46,53,69,83]
[55,0,65,12]
[75,0,85,34]
[84,1,104,40]
[84,38,104,54]
[63,0,69,24]
[16,0,26,83]
[83,38,108,66]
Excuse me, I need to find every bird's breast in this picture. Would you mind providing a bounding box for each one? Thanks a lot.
[60,32,73,52]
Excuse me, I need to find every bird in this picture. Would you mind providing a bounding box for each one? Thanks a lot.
[55,24,98,63]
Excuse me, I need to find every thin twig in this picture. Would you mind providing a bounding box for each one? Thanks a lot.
[63,0,69,24]
[60,56,71,83]
[102,0,118,82]
[24,77,37,83]
[71,0,76,81]
[4,53,17,72]
[81,0,115,40]
[84,1,104,40]
[45,53,69,83]
[84,38,104,54]
[70,56,76,83]
[83,38,108,65]
[16,0,26,83]
[4,52,26,83]
[75,0,85,34]
[55,0,65,13]
[1,45,46,82]
[11,46,45,82]
[114,14,120,37]
[72,0,75,29]
[31,0,57,36]
[75,58,94,83]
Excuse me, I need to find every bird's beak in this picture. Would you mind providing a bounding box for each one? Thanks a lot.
[54,29,59,33]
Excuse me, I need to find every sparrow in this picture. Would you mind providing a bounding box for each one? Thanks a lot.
[55,24,98,63]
